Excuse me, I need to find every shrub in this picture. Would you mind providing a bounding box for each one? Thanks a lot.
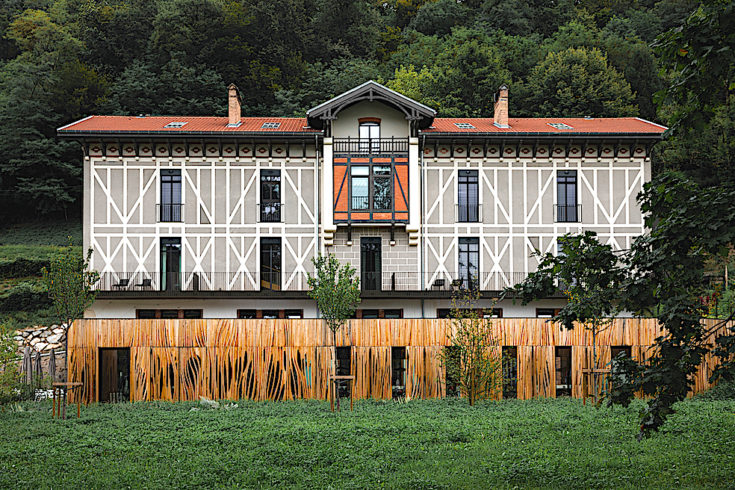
[0,258,49,279]
[0,282,51,312]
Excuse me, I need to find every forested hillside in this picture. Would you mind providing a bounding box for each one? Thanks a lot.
[0,0,732,220]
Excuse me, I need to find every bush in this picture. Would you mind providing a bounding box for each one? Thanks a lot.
[0,282,50,312]
[0,325,22,405]
[0,258,49,279]
[696,380,735,401]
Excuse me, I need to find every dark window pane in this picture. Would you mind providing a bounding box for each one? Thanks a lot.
[285,309,303,319]
[238,310,257,319]
[136,309,156,319]
[458,170,479,222]
[262,310,279,319]
[361,309,380,319]
[183,310,202,319]
[160,310,179,319]
[384,309,403,319]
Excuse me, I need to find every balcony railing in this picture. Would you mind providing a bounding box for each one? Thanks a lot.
[351,196,369,210]
[95,271,539,293]
[158,203,183,222]
[333,137,409,155]
[554,204,581,223]
[259,202,282,222]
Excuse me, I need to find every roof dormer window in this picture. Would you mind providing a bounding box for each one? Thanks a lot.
[261,122,281,129]
[164,122,187,128]
[454,122,475,129]
[547,122,574,130]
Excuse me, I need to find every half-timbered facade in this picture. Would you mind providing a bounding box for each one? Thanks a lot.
[58,81,666,320]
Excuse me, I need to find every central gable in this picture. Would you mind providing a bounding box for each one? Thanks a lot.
[306,80,436,131]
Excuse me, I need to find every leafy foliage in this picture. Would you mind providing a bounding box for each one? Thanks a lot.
[439,286,502,405]
[0,0,700,218]
[307,253,361,338]
[0,324,22,405]
[41,238,98,329]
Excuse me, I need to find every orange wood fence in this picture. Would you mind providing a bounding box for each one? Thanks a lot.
[68,318,728,404]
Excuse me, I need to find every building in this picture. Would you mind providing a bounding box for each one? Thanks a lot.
[58,81,666,320]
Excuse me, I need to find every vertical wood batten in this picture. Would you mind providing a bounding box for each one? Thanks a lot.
[68,318,730,403]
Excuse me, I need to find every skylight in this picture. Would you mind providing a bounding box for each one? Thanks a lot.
[261,122,281,129]
[454,122,476,129]
[547,122,574,130]
[164,122,187,128]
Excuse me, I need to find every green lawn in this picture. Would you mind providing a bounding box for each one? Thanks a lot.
[1,397,733,488]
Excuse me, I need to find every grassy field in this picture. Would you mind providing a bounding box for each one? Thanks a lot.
[0,397,733,488]
[0,221,82,330]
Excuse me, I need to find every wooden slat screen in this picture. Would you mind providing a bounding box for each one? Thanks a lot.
[68,318,730,404]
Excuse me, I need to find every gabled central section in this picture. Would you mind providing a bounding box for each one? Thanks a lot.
[306,80,436,132]
[316,81,427,245]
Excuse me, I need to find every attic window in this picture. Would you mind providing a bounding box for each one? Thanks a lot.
[164,122,187,128]
[261,122,281,129]
[454,122,476,129]
[547,122,574,130]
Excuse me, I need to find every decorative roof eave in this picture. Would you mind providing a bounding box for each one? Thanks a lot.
[306,80,436,130]
[420,131,665,140]
[57,130,323,139]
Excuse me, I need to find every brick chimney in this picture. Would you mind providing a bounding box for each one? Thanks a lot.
[227,83,241,127]
[493,85,509,128]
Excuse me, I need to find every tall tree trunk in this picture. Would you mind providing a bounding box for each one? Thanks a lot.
[333,329,339,411]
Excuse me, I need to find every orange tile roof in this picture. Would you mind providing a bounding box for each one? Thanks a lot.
[58,116,319,134]
[58,115,666,136]
[425,117,666,134]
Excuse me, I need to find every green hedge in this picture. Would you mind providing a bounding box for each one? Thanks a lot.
[0,258,49,279]
[0,283,50,312]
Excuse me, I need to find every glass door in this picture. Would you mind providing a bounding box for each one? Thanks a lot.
[261,238,281,290]
[360,237,381,291]
[160,238,181,291]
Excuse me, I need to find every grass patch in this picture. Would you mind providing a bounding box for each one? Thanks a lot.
[0,397,733,488]
[0,220,82,247]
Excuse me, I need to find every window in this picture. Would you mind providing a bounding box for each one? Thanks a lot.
[160,170,182,222]
[237,309,257,319]
[482,308,503,319]
[391,347,407,399]
[361,309,380,319]
[160,238,181,292]
[260,170,281,222]
[261,122,281,129]
[285,309,304,319]
[359,121,380,152]
[237,309,303,319]
[136,309,202,319]
[351,167,369,210]
[556,170,578,222]
[458,170,479,222]
[336,346,352,398]
[383,309,403,319]
[547,122,574,130]
[458,238,479,290]
[555,347,572,396]
[260,238,281,291]
[502,346,518,399]
[454,122,476,129]
[136,309,156,319]
[536,308,558,318]
[360,237,382,291]
[163,122,187,128]
[611,346,632,359]
[350,166,392,212]
[437,308,501,318]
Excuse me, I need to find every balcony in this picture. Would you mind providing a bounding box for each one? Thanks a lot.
[333,137,408,155]
[157,203,183,222]
[95,271,555,297]
[259,202,282,222]
[554,204,581,223]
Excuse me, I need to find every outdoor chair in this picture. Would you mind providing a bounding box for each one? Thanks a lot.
[135,278,152,289]
[113,278,129,289]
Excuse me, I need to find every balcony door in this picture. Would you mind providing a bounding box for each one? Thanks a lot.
[160,170,182,222]
[361,237,381,291]
[160,238,181,291]
[261,238,281,291]
[260,170,281,222]
[458,237,479,289]
[359,121,380,153]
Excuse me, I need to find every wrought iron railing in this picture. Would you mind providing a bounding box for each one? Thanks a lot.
[157,203,183,222]
[554,204,581,223]
[95,271,538,293]
[259,202,282,222]
[333,137,409,155]
[351,196,369,210]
